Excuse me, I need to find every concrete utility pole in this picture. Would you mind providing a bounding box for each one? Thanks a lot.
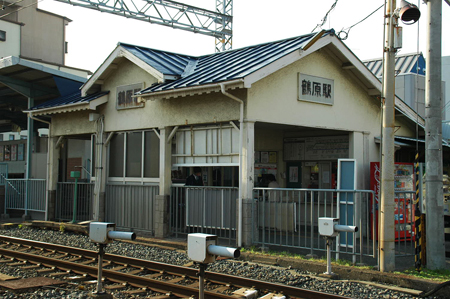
[380,0,397,272]
[425,0,445,269]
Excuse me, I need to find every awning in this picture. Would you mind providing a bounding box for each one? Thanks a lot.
[24,91,110,116]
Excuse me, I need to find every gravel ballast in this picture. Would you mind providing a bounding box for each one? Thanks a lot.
[0,227,447,299]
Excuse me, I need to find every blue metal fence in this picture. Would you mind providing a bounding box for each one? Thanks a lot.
[170,186,238,244]
[0,164,7,185]
[5,179,46,212]
[56,182,94,221]
[105,184,159,233]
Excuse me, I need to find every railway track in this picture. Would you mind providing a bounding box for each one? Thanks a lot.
[0,235,351,299]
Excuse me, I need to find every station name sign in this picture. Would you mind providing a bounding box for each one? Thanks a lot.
[298,73,334,105]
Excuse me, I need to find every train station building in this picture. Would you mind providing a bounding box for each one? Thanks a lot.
[22,29,435,247]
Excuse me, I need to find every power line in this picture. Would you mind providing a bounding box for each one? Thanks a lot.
[311,0,338,33]
[0,0,43,19]
[1,0,27,11]
[337,3,384,40]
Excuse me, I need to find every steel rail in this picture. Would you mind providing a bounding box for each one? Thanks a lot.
[0,246,233,298]
[0,235,350,299]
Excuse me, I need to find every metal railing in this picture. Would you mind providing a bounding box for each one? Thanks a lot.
[252,188,376,264]
[5,179,46,212]
[393,191,416,257]
[56,182,94,221]
[105,184,159,233]
[0,163,7,186]
[170,186,238,244]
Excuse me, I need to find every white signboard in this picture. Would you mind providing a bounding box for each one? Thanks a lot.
[116,82,143,110]
[298,73,334,105]
[284,136,348,161]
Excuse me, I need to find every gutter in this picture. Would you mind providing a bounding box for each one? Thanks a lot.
[219,82,244,248]
[138,79,244,100]
[24,101,90,115]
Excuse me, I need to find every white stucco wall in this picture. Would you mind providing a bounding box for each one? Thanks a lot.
[51,110,96,136]
[98,59,240,132]
[247,51,381,133]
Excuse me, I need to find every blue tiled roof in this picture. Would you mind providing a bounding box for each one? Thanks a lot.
[31,91,109,110]
[364,53,426,77]
[136,30,333,94]
[120,44,194,77]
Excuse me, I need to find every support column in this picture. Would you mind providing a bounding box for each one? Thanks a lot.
[349,131,364,239]
[349,132,365,190]
[46,135,60,221]
[155,126,173,238]
[24,97,34,220]
[97,132,108,222]
[240,121,255,246]
[380,0,396,272]
[425,0,445,269]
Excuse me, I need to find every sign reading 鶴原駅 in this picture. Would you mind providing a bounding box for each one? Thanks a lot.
[298,73,334,105]
[116,83,144,110]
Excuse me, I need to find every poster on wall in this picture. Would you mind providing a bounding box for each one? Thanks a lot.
[284,138,305,161]
[261,151,269,163]
[268,152,277,163]
[4,145,10,161]
[0,146,3,161]
[11,144,17,161]
[289,166,299,183]
[18,144,24,161]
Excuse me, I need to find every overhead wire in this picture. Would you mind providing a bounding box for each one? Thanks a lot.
[337,3,384,40]
[311,0,338,33]
[1,0,27,10]
[0,0,42,19]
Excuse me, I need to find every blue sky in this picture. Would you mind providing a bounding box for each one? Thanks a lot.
[38,0,449,73]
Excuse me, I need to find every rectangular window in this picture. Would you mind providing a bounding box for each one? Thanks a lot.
[126,132,142,177]
[144,131,160,178]
[0,30,5,42]
[109,133,124,177]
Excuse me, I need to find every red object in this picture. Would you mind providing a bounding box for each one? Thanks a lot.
[370,162,415,241]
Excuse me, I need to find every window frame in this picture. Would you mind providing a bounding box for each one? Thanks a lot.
[106,129,160,184]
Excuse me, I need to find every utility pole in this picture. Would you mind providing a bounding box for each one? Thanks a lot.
[425,0,445,269]
[380,0,397,272]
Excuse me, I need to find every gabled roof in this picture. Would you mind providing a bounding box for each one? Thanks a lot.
[137,32,328,94]
[82,30,332,96]
[31,29,424,129]
[364,52,426,77]
[120,43,194,77]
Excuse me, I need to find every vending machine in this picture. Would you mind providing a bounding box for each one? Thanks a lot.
[370,162,415,241]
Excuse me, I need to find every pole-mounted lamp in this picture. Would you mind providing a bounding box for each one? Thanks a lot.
[398,0,421,25]
[380,0,420,273]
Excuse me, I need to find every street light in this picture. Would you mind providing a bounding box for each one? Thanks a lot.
[398,0,421,24]
[380,0,420,273]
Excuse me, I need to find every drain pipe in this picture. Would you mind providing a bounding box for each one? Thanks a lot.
[219,83,244,247]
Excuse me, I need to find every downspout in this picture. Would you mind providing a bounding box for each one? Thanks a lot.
[219,83,244,247]
[28,112,51,221]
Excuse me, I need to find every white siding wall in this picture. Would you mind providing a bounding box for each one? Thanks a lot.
[0,20,21,58]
